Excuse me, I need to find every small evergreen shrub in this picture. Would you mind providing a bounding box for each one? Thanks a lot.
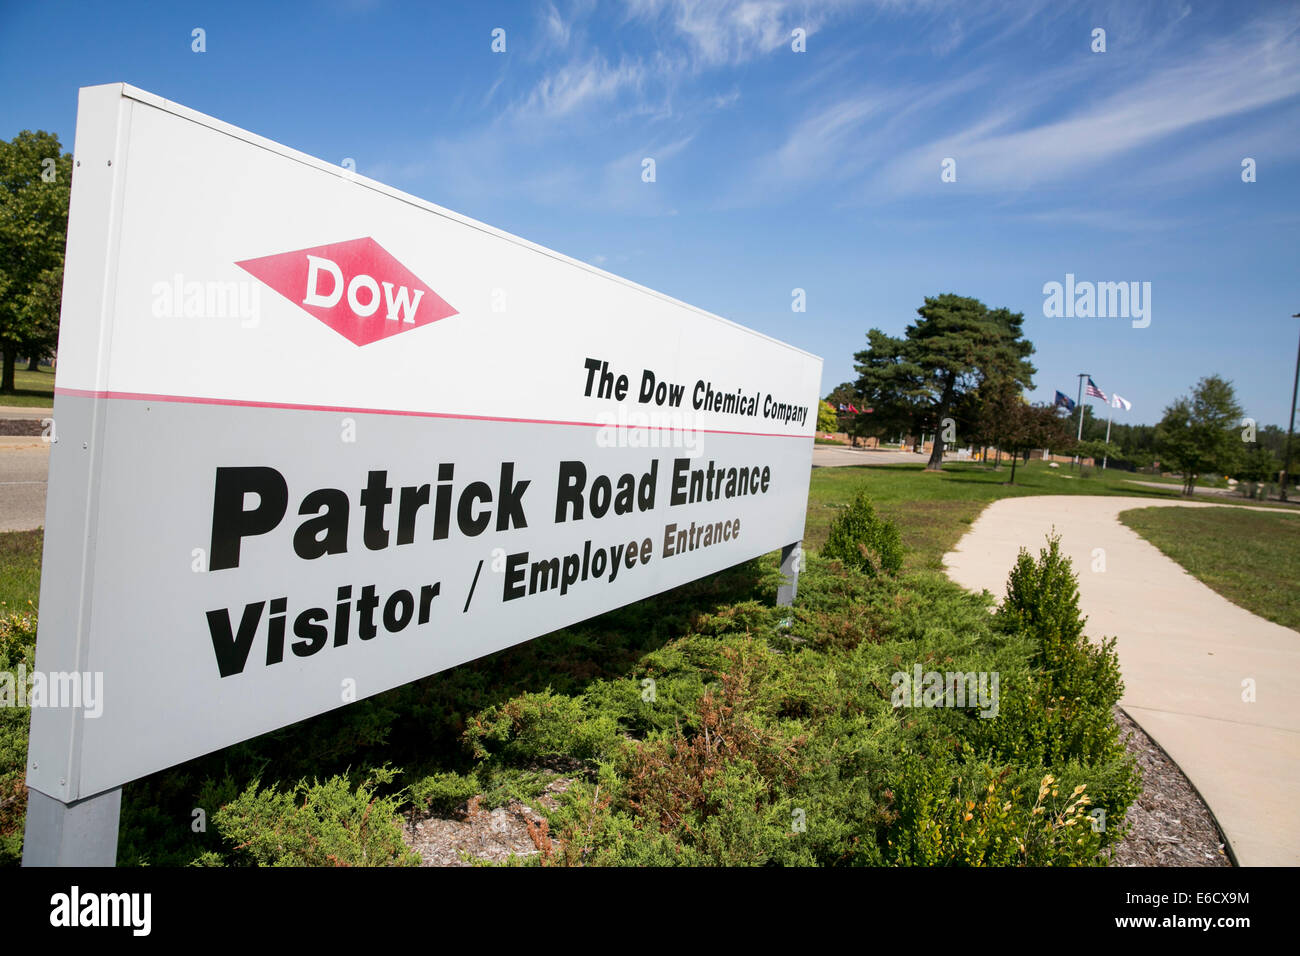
[212,768,417,866]
[409,770,479,815]
[464,689,620,763]
[989,534,1130,767]
[972,534,1140,824]
[996,531,1088,645]
[821,489,904,576]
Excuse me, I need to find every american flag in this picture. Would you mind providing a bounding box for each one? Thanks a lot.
[1086,377,1107,401]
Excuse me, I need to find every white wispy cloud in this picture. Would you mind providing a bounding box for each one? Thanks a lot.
[541,1,572,48]
[729,61,997,201]
[388,0,1300,223]
[752,95,887,186]
[719,8,1300,207]
[871,14,1300,196]
[517,55,648,118]
[626,0,807,67]
[513,0,843,120]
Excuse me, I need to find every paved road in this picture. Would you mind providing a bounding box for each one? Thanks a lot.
[944,494,1300,866]
[0,438,49,532]
[1120,478,1299,507]
[1124,479,1236,497]
[0,439,48,530]
[812,445,950,467]
[0,406,53,531]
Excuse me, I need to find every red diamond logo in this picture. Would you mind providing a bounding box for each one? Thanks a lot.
[236,237,457,346]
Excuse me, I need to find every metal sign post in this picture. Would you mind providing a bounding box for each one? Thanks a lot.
[778,542,801,606]
[23,788,121,866]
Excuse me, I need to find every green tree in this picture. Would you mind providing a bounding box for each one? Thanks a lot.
[823,382,863,436]
[855,295,1036,471]
[823,382,857,409]
[816,400,838,433]
[844,408,879,447]
[1233,445,1278,485]
[968,375,1023,465]
[1155,376,1244,496]
[1015,406,1073,482]
[852,328,924,445]
[979,383,1074,483]
[0,130,72,393]
[1074,439,1118,468]
[1256,424,1288,462]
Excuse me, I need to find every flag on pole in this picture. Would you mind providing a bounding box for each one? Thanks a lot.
[1109,393,1132,411]
[1085,377,1107,401]
[837,403,847,411]
[848,404,860,414]
[1054,390,1075,411]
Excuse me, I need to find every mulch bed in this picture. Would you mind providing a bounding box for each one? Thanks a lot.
[0,420,43,436]
[402,779,573,867]
[1106,706,1231,867]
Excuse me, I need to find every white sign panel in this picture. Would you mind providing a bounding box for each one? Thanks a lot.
[28,84,822,801]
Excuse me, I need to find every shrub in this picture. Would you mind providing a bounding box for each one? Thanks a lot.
[0,772,24,866]
[0,613,37,866]
[464,689,620,764]
[882,758,1107,866]
[470,544,1141,867]
[996,532,1088,647]
[991,534,1128,763]
[821,489,904,576]
[212,768,417,866]
[976,534,1139,818]
[1,503,1144,867]
[408,770,479,816]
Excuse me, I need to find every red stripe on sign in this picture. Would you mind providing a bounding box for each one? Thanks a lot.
[52,387,809,439]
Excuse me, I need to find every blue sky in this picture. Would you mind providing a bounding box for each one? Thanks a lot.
[2,0,1297,426]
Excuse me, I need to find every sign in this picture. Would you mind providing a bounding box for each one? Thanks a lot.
[27,84,822,802]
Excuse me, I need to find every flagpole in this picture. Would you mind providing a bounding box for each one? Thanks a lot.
[1075,373,1087,468]
[1104,405,1112,469]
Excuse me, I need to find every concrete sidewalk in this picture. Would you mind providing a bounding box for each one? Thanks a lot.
[943,495,1300,866]
[0,405,53,420]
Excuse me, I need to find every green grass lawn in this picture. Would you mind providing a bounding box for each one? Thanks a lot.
[1118,506,1300,632]
[0,530,41,614]
[0,367,56,408]
[805,458,1244,572]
